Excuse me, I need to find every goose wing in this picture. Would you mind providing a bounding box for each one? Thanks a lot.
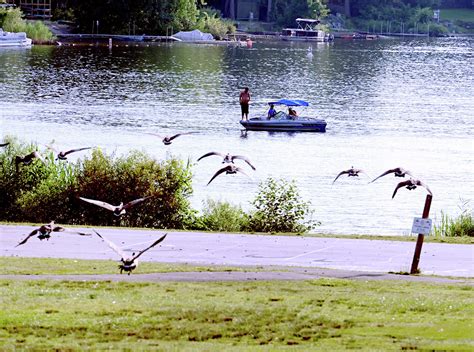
[416,180,433,196]
[168,132,196,141]
[370,169,398,183]
[332,170,349,184]
[207,166,231,186]
[392,180,412,199]
[62,147,92,156]
[232,155,256,170]
[32,151,46,164]
[355,169,371,179]
[235,166,251,179]
[79,197,117,211]
[197,151,224,162]
[94,230,127,258]
[132,234,167,261]
[123,196,151,210]
[146,132,163,138]
[63,230,92,237]
[16,229,39,247]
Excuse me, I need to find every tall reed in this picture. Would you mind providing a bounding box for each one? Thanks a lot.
[432,200,473,237]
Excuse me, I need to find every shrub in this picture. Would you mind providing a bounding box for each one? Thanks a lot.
[432,200,474,237]
[197,199,248,232]
[0,136,51,221]
[0,137,194,229]
[195,7,235,39]
[76,149,194,229]
[0,7,53,42]
[246,177,319,234]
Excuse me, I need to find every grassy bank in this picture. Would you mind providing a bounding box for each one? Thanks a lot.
[1,277,472,350]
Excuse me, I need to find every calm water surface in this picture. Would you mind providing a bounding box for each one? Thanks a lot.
[1,38,473,235]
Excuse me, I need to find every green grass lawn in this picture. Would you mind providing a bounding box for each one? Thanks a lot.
[0,278,472,350]
[440,8,474,22]
[0,257,263,275]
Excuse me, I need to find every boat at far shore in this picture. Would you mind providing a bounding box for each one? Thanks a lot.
[281,18,333,42]
[0,28,32,47]
[240,99,327,133]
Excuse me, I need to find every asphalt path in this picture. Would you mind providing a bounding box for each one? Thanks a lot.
[1,225,473,278]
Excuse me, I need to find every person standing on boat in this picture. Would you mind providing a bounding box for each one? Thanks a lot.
[239,87,251,121]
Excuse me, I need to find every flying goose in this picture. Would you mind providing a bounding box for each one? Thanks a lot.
[15,151,45,172]
[370,167,413,183]
[392,178,432,199]
[197,152,256,170]
[46,145,91,160]
[94,230,167,274]
[207,164,250,185]
[332,167,369,184]
[147,132,197,145]
[79,196,151,216]
[15,221,90,247]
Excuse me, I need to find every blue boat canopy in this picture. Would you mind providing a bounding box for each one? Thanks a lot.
[268,99,309,107]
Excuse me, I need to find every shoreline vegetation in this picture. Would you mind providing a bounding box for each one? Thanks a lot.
[1,3,474,45]
[1,136,472,241]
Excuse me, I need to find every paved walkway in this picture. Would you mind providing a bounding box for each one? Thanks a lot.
[1,225,473,278]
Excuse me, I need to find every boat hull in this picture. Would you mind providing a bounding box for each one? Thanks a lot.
[280,35,326,42]
[240,118,326,132]
[0,29,32,47]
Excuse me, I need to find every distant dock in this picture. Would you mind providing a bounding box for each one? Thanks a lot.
[56,33,180,44]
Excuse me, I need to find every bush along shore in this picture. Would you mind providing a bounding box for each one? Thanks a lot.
[0,8,54,43]
[1,136,472,237]
[0,136,317,233]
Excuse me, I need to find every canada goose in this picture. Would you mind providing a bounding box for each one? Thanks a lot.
[15,221,90,247]
[46,145,91,160]
[207,164,250,185]
[79,196,151,216]
[370,167,413,183]
[392,178,432,199]
[147,132,197,145]
[332,167,369,184]
[15,151,45,172]
[0,142,9,147]
[94,230,167,274]
[197,152,256,170]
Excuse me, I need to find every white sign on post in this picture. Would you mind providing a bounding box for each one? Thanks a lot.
[412,217,432,235]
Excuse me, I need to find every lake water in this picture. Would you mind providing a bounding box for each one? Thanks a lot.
[1,37,473,235]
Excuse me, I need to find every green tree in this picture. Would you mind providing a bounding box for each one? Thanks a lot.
[73,0,199,35]
[271,0,329,27]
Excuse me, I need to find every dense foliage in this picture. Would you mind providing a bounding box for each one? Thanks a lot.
[247,177,319,233]
[0,137,194,229]
[271,0,330,27]
[65,0,235,36]
[1,137,321,234]
[0,8,53,42]
[196,199,248,232]
[195,7,236,39]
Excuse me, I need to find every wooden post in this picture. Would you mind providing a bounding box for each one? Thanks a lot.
[410,194,432,274]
